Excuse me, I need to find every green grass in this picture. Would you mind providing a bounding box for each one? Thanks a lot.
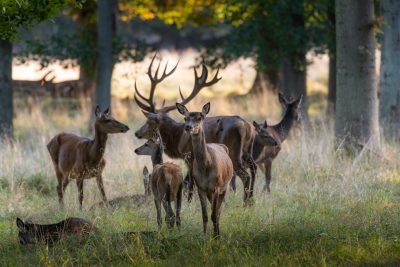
[1,98,400,266]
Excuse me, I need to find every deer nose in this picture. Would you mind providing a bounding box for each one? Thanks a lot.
[134,149,139,154]
[184,125,191,132]
[135,132,141,138]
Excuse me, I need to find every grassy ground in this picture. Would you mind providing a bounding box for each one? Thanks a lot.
[1,97,400,266]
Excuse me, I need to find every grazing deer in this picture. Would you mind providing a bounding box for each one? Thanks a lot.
[134,55,256,204]
[47,106,129,210]
[135,130,184,229]
[230,93,302,192]
[90,166,151,210]
[16,217,97,245]
[176,102,233,237]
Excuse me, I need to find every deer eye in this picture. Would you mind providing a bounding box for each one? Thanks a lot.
[197,118,201,122]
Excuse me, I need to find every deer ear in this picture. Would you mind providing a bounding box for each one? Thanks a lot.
[176,103,188,116]
[202,102,211,115]
[143,166,149,177]
[103,106,110,115]
[278,93,288,106]
[16,218,26,232]
[95,105,101,117]
[294,95,303,106]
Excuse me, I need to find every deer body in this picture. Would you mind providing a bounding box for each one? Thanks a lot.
[16,217,97,245]
[135,132,183,229]
[177,102,233,237]
[47,106,129,210]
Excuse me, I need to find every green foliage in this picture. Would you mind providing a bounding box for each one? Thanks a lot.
[0,0,84,41]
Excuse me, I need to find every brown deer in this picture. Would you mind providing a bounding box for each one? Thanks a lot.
[134,55,256,204]
[90,166,151,210]
[47,106,130,210]
[16,217,97,245]
[134,130,184,229]
[230,93,302,192]
[176,102,233,237]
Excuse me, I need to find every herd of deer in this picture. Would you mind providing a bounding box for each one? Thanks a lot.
[16,55,302,245]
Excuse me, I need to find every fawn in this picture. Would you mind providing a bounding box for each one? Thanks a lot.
[134,130,183,229]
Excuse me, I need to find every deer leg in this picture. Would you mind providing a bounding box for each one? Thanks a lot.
[213,191,226,238]
[154,198,162,230]
[262,160,273,193]
[236,167,252,205]
[76,179,84,210]
[198,190,208,234]
[163,185,175,229]
[175,184,183,228]
[229,175,237,192]
[56,171,65,206]
[247,156,257,197]
[184,170,195,203]
[96,175,108,204]
[211,193,219,238]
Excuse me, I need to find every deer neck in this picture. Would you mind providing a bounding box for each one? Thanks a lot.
[151,146,163,166]
[158,115,186,158]
[190,129,209,167]
[273,105,296,142]
[91,123,108,164]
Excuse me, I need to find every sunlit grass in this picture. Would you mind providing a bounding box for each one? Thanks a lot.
[1,97,400,266]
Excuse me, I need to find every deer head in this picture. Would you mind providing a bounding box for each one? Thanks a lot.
[176,102,210,135]
[134,130,163,156]
[16,218,35,245]
[94,105,130,134]
[278,93,303,123]
[253,120,279,146]
[134,54,220,139]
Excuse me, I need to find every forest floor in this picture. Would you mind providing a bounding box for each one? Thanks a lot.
[1,97,400,266]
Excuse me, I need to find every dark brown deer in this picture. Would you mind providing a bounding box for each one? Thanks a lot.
[16,217,97,245]
[230,93,302,192]
[135,130,184,229]
[176,102,233,237]
[134,55,256,204]
[47,106,129,210]
[90,166,151,210]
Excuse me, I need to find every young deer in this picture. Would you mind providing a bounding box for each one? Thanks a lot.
[47,106,129,210]
[176,102,233,237]
[16,217,97,245]
[134,131,183,229]
[90,166,151,210]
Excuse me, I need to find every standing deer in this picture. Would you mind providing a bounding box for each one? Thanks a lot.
[90,166,151,210]
[230,93,302,192]
[16,217,97,245]
[47,106,129,210]
[176,102,233,237]
[134,55,256,204]
[135,130,184,229]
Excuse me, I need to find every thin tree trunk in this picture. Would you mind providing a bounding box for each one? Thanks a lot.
[335,0,379,150]
[0,40,13,137]
[96,0,114,110]
[281,57,308,121]
[327,53,336,116]
[379,0,400,137]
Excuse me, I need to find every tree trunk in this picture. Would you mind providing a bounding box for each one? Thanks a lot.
[327,53,336,116]
[335,0,379,150]
[95,0,115,110]
[0,40,13,138]
[281,57,308,121]
[248,69,279,95]
[379,0,400,137]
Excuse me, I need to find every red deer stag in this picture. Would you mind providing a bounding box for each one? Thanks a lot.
[16,217,97,245]
[176,102,233,237]
[230,93,302,192]
[135,130,183,229]
[90,166,151,210]
[47,106,129,210]
[134,55,256,204]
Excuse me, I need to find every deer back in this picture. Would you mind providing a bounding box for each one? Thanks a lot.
[151,162,183,200]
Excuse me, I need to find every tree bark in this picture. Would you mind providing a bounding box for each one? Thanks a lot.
[327,53,336,116]
[248,69,279,95]
[335,0,379,150]
[0,40,13,137]
[281,57,308,121]
[379,0,400,136]
[95,0,115,110]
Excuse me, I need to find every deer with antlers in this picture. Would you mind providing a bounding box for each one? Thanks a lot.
[134,55,256,204]
[230,93,302,192]
[47,106,129,210]
[176,102,233,237]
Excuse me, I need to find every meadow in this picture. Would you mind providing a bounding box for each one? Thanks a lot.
[1,95,400,266]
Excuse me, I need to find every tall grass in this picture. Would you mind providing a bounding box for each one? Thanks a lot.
[1,97,400,266]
